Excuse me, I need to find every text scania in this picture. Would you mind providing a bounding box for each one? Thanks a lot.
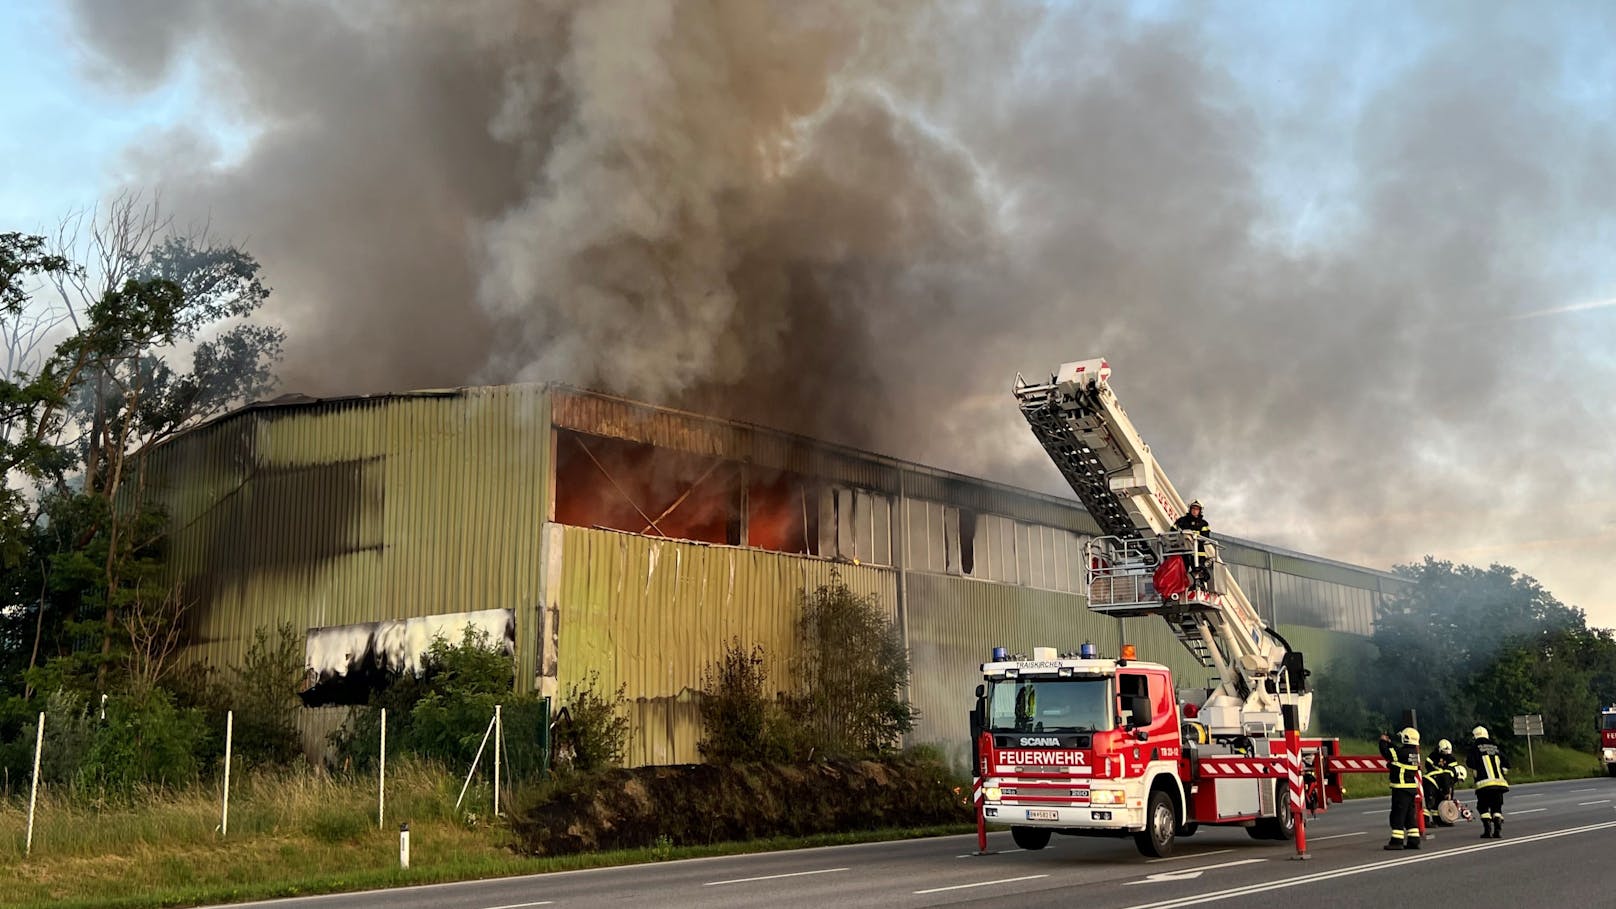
[999,750,1089,766]
[1018,737,1062,746]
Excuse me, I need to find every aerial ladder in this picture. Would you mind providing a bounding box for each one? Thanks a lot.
[1013,357,1312,739]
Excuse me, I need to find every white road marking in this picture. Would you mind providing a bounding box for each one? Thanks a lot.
[483,902,553,909]
[1514,808,1548,814]
[914,874,1049,894]
[704,867,849,886]
[1147,848,1234,863]
[1124,859,1265,885]
[1360,810,1382,815]
[1114,820,1616,909]
[1571,787,1597,792]
[1579,800,1611,806]
[1307,832,1367,841]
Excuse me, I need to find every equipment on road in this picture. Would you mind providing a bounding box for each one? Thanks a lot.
[968,357,1387,859]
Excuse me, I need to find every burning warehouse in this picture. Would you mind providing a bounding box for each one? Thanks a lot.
[141,384,1398,767]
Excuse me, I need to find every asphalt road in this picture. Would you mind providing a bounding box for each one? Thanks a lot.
[213,777,1616,909]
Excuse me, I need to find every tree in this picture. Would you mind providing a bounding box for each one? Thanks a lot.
[790,572,917,756]
[1350,557,1608,752]
[1,194,283,700]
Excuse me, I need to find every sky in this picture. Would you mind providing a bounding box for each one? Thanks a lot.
[4,0,1616,627]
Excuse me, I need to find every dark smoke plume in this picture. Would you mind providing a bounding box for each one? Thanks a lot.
[65,0,1616,622]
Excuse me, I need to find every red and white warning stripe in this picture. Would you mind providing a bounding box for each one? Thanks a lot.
[1326,755,1388,774]
[1196,756,1288,778]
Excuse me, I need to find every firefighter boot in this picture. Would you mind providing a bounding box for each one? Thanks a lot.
[1384,835,1403,851]
[1480,818,1494,839]
[1490,817,1502,839]
[1404,831,1421,850]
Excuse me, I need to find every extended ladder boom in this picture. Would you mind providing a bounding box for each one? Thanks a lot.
[1014,358,1310,735]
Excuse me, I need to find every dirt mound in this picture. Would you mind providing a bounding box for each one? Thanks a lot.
[509,756,969,855]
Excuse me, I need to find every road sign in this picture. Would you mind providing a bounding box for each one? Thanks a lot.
[1512,714,1543,736]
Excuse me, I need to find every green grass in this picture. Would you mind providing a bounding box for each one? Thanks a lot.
[0,760,972,909]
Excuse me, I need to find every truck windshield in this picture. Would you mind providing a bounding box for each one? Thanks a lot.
[986,677,1110,733]
[1602,713,1616,731]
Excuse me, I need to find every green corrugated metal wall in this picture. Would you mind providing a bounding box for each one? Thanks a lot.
[143,386,552,689]
[903,573,1119,769]
[550,524,897,766]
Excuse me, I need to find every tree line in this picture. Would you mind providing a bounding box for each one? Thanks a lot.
[1318,557,1616,753]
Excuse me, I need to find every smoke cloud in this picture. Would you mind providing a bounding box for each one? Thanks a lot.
[63,0,1616,622]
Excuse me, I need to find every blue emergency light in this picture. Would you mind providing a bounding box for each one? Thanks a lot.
[992,646,1008,661]
[1079,641,1098,659]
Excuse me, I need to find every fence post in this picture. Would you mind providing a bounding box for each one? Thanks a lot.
[378,707,387,829]
[493,705,502,817]
[454,713,498,811]
[25,711,44,857]
[399,822,410,869]
[222,710,234,838]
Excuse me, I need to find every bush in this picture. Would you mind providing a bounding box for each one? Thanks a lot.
[78,689,209,796]
[791,573,917,757]
[229,623,305,765]
[557,672,628,773]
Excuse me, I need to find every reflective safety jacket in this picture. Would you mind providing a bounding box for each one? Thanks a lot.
[1379,738,1420,789]
[1174,513,1211,535]
[1424,752,1456,787]
[1467,738,1511,789]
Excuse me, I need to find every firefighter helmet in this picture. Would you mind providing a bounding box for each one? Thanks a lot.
[1437,738,1452,754]
[1399,727,1420,746]
[1188,500,1203,510]
[1472,725,1489,740]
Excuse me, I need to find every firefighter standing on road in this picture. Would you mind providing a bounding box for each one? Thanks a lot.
[1423,739,1458,826]
[1379,728,1423,849]
[1467,725,1511,839]
[1173,501,1212,591]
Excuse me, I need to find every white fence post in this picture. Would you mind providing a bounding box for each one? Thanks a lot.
[378,707,387,829]
[454,713,498,811]
[493,704,502,817]
[25,711,44,857]
[399,822,410,868]
[221,710,233,837]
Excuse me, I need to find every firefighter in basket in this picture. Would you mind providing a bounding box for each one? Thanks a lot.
[1379,727,1423,850]
[1172,500,1213,591]
[1423,739,1459,826]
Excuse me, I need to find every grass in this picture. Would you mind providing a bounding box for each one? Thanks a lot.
[0,760,972,909]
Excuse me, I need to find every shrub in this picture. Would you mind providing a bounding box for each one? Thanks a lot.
[229,623,305,765]
[557,672,628,773]
[699,640,770,763]
[791,573,917,757]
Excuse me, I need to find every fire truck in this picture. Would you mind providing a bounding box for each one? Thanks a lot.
[969,357,1357,857]
[1601,705,1616,776]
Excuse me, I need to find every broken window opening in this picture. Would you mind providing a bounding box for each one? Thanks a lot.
[958,508,978,576]
[554,430,741,545]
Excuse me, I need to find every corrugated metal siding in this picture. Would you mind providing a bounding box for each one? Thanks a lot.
[903,573,1119,769]
[551,524,897,766]
[901,473,1100,534]
[143,386,552,690]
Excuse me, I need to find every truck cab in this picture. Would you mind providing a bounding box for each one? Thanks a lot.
[973,646,1187,856]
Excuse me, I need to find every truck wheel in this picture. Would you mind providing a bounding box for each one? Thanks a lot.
[1011,826,1052,851]
[1249,781,1298,841]
[1135,790,1177,858]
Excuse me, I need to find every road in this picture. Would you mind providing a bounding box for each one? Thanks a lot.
[214,777,1615,909]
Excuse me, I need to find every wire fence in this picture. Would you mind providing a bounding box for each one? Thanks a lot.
[5,698,551,859]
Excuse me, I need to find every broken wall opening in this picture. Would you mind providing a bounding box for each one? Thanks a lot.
[555,430,742,545]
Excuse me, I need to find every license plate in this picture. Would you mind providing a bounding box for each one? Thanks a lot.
[1026,809,1059,821]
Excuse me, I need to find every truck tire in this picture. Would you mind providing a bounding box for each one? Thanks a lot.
[1248,781,1298,841]
[1011,826,1052,850]
[1135,790,1177,858]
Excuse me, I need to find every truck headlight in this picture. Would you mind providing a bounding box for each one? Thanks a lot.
[1602,748,1616,762]
[1090,788,1126,805]
[985,786,1003,801]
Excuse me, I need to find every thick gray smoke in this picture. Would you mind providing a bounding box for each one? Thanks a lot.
[65,0,1616,621]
